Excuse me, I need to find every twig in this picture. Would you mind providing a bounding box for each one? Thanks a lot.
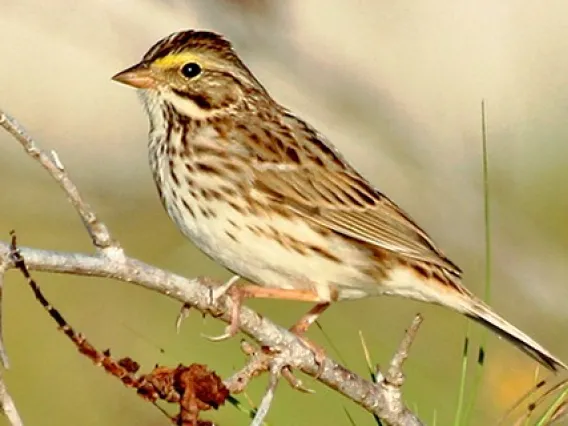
[0,259,9,368]
[0,259,22,426]
[374,314,424,425]
[0,111,122,258]
[251,361,282,426]
[0,108,423,426]
[0,370,23,426]
[384,314,423,387]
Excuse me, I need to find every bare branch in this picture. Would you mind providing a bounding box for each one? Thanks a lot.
[0,109,424,426]
[0,258,23,426]
[0,259,9,368]
[0,111,122,258]
[251,361,281,426]
[385,314,423,387]
[0,370,23,426]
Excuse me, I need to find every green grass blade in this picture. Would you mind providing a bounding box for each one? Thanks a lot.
[316,320,348,366]
[462,99,492,424]
[453,331,471,425]
[343,406,358,426]
[535,387,568,426]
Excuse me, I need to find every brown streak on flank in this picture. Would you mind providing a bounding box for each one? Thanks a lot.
[288,238,308,255]
[228,200,246,214]
[210,189,223,201]
[225,231,238,242]
[193,145,223,157]
[368,245,389,263]
[185,163,195,173]
[181,198,195,218]
[200,208,211,218]
[155,185,164,202]
[413,263,432,280]
[200,188,212,201]
[195,162,224,177]
[185,175,195,187]
[228,219,238,227]
[246,224,262,237]
[223,161,242,174]
[267,225,279,238]
[219,185,237,197]
[308,244,341,263]
[170,169,180,187]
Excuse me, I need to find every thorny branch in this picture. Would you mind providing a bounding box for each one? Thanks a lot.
[0,108,424,426]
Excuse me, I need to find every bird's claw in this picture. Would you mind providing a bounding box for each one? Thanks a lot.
[201,326,235,342]
[209,275,240,305]
[175,303,192,333]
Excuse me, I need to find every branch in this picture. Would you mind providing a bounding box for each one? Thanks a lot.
[0,260,23,426]
[0,108,424,426]
[0,112,122,257]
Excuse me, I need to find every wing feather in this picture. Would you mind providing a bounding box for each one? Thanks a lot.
[238,110,460,275]
[254,165,460,274]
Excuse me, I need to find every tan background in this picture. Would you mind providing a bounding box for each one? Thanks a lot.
[1,0,567,424]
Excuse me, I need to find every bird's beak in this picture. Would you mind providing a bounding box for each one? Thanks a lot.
[112,63,156,89]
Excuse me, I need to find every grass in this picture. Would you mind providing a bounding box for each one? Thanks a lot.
[453,100,492,426]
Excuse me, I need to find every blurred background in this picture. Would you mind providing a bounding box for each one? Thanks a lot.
[1,0,568,424]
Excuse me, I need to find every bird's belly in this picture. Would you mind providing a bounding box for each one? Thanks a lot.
[163,191,377,302]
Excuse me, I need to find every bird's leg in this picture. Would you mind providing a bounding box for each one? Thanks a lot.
[289,302,331,377]
[203,284,322,341]
[205,284,330,376]
[289,302,331,335]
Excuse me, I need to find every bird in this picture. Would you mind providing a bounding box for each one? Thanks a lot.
[112,29,566,371]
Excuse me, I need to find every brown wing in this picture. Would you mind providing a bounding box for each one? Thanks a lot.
[247,112,461,275]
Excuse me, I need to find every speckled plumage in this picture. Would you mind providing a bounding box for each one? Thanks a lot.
[113,30,565,371]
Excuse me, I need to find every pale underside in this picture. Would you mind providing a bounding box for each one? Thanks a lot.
[141,88,465,307]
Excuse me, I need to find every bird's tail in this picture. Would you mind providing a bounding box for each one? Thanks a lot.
[463,298,566,372]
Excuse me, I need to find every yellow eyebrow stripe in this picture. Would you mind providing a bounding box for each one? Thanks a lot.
[153,53,202,68]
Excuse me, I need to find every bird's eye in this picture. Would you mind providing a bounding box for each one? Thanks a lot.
[180,62,202,78]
